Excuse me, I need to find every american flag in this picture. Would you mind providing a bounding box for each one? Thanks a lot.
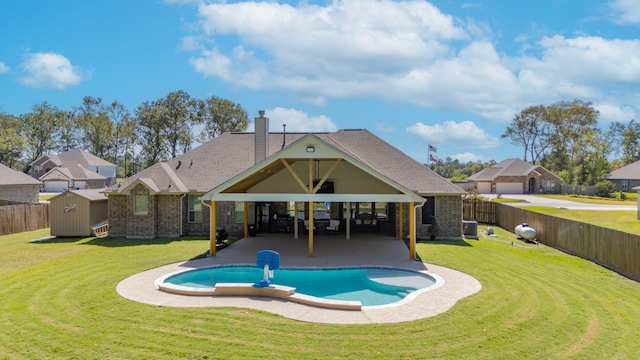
[429,144,437,153]
[430,154,438,163]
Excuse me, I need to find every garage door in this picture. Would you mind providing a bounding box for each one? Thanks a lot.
[44,180,69,192]
[476,182,491,194]
[496,182,523,194]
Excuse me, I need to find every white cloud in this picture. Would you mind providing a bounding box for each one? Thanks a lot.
[178,0,640,125]
[609,0,640,24]
[20,52,88,89]
[406,120,500,150]
[375,123,396,133]
[0,61,9,74]
[450,152,486,163]
[263,107,338,133]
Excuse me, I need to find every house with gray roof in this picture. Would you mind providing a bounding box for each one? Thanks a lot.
[467,158,561,194]
[605,160,640,192]
[104,111,466,259]
[30,149,116,192]
[0,162,41,204]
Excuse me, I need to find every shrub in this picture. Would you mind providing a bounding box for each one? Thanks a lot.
[594,180,617,198]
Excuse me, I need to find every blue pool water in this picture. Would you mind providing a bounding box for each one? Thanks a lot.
[163,266,436,306]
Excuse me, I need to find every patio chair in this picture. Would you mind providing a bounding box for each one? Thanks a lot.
[325,219,340,235]
[303,220,316,234]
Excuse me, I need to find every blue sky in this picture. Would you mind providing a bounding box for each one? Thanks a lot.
[1,0,639,164]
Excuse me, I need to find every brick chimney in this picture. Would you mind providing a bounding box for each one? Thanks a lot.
[254,110,269,163]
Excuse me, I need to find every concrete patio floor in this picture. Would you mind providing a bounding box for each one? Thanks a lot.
[117,233,482,324]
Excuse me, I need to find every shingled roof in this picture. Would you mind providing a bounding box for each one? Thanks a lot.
[0,163,41,186]
[605,160,640,180]
[467,158,542,181]
[32,149,115,168]
[106,129,463,196]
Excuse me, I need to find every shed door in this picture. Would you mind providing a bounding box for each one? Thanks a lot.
[496,182,523,194]
[44,181,69,192]
[476,182,491,194]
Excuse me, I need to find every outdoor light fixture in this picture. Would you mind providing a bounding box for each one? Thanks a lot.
[306,146,315,153]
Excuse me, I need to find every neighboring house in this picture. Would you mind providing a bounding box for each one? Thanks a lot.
[30,149,116,191]
[0,162,41,204]
[605,160,640,192]
[104,111,466,259]
[467,158,561,194]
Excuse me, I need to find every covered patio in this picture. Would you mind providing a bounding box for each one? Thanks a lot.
[201,133,428,259]
[116,233,482,324]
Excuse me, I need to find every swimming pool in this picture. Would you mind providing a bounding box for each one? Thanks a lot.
[156,266,438,309]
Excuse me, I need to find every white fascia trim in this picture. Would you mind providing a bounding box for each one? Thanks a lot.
[211,193,425,203]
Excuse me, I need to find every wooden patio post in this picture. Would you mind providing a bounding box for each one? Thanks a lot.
[243,201,249,238]
[308,201,314,257]
[409,201,415,260]
[210,201,217,257]
[398,202,403,241]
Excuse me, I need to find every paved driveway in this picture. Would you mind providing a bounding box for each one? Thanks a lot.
[485,194,636,211]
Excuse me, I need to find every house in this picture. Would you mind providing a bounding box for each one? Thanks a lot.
[467,158,561,194]
[49,189,108,237]
[0,163,41,204]
[605,160,640,192]
[30,149,117,192]
[104,111,466,259]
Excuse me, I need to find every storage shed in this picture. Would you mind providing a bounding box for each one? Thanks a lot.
[50,189,108,237]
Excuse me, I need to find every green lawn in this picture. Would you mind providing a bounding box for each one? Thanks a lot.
[1,228,639,359]
[537,193,637,205]
[522,207,640,234]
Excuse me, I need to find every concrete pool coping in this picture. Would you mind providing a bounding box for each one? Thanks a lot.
[116,234,482,324]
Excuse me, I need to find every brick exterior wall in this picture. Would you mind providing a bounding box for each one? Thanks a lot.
[0,185,40,204]
[157,195,181,237]
[397,195,462,240]
[107,194,127,237]
[125,185,157,238]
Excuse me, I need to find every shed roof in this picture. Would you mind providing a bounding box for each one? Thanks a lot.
[51,189,108,202]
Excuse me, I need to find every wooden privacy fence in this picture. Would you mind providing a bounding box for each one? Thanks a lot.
[463,199,496,224]
[495,203,640,281]
[0,203,50,236]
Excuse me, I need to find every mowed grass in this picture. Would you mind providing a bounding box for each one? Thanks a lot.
[1,228,640,359]
[523,207,640,234]
[537,193,637,205]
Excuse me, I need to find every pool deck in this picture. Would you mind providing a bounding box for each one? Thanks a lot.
[117,233,482,324]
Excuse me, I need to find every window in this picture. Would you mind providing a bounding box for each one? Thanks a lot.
[34,165,42,174]
[374,202,388,220]
[188,195,202,223]
[421,196,435,224]
[235,201,244,223]
[622,180,628,190]
[134,195,148,215]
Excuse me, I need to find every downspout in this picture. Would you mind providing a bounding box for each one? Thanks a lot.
[411,201,426,260]
[202,200,214,256]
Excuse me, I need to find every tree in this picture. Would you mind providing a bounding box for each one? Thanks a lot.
[74,96,115,160]
[158,90,198,158]
[54,110,81,152]
[136,100,168,168]
[21,102,59,168]
[0,113,26,168]
[196,96,249,143]
[501,105,551,163]
[543,100,599,184]
[107,101,137,177]
[606,120,640,166]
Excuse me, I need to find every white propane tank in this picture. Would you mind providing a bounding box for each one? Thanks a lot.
[515,223,536,240]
